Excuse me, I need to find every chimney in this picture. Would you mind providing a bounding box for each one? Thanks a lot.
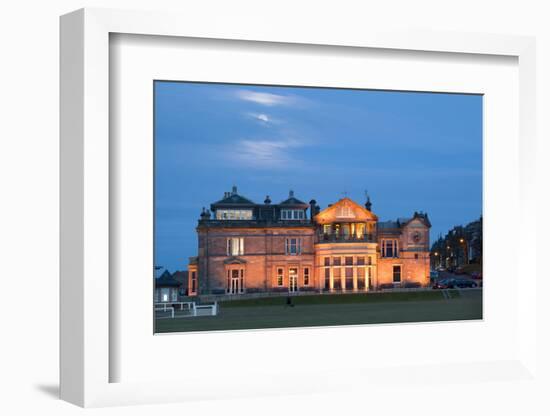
[264,195,271,204]
[231,186,238,196]
[289,190,294,198]
[309,199,317,221]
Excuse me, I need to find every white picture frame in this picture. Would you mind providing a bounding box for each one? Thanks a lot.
[60,8,538,408]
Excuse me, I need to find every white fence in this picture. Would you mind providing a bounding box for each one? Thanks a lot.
[154,302,218,319]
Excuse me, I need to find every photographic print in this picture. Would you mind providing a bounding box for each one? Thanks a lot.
[153,81,482,333]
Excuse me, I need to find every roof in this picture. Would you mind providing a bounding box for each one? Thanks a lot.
[377,220,400,229]
[171,270,188,284]
[279,190,308,207]
[155,271,181,288]
[378,212,431,230]
[402,212,431,228]
[279,196,308,206]
[212,193,255,205]
[314,197,378,224]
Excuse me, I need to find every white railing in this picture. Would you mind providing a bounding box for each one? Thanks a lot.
[154,301,218,318]
[193,302,218,317]
[154,305,174,318]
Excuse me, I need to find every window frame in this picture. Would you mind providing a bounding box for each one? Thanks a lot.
[216,209,253,220]
[285,237,301,255]
[227,237,244,256]
[303,267,310,286]
[392,265,402,283]
[276,267,284,286]
[281,209,305,220]
[381,239,399,258]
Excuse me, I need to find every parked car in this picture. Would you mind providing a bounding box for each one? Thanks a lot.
[432,278,455,289]
[454,278,477,288]
[436,266,446,272]
[470,271,483,280]
[455,266,466,274]
[433,278,477,289]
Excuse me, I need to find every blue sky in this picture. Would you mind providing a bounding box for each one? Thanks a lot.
[155,81,482,273]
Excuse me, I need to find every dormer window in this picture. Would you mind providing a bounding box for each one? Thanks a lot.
[337,206,354,218]
[216,209,253,220]
[281,209,305,220]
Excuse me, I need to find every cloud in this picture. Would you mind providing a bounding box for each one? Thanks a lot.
[256,113,270,122]
[236,90,298,107]
[246,112,279,125]
[228,137,306,169]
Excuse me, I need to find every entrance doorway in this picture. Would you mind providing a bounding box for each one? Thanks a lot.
[227,268,244,294]
[288,267,298,292]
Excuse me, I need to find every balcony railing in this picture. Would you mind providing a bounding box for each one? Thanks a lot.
[316,233,375,243]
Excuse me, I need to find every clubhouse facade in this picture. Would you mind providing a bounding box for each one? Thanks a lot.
[188,187,431,296]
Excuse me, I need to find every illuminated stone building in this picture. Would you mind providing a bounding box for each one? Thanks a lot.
[188,187,431,296]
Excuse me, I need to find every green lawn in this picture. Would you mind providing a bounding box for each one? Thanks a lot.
[155,289,482,333]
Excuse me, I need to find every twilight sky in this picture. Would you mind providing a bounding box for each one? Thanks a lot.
[154,81,482,273]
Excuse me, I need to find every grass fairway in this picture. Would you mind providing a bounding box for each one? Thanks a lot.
[155,289,482,333]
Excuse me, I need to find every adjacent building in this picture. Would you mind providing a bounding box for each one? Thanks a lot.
[154,270,182,302]
[188,187,431,296]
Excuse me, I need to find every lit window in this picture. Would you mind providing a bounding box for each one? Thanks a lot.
[277,268,284,286]
[285,238,301,255]
[337,206,354,218]
[191,271,197,293]
[281,209,305,220]
[216,209,253,220]
[303,268,310,285]
[227,237,244,256]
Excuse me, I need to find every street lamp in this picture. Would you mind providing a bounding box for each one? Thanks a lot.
[459,238,469,265]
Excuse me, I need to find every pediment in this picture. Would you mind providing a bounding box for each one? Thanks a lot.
[314,198,378,224]
[223,256,247,265]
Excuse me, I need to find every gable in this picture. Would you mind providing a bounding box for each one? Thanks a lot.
[404,218,426,228]
[314,198,378,224]
[403,215,431,229]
